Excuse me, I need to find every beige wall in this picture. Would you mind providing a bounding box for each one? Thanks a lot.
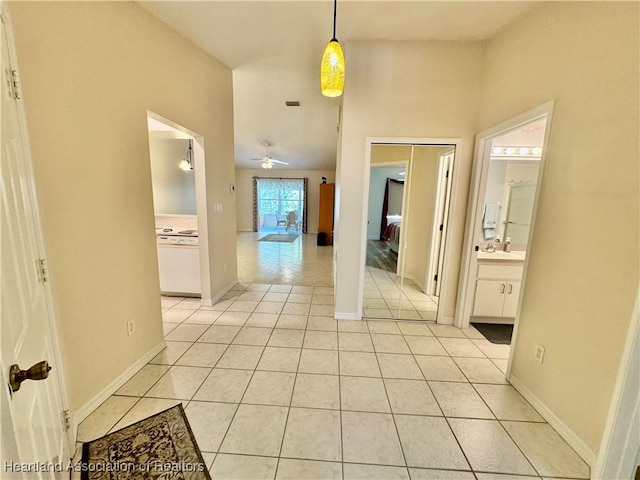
[335,40,485,320]
[403,146,440,289]
[235,169,336,234]
[479,2,639,456]
[11,2,236,412]
[149,137,196,215]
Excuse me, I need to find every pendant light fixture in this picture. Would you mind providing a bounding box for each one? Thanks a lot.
[320,0,345,97]
[179,139,194,171]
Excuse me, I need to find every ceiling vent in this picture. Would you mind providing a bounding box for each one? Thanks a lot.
[285,101,301,107]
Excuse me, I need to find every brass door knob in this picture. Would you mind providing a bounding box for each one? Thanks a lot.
[9,361,51,392]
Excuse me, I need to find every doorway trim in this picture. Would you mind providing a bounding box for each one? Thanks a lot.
[361,137,462,324]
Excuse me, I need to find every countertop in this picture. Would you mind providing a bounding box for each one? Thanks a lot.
[477,250,526,261]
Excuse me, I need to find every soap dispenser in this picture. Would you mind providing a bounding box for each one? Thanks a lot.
[503,237,512,252]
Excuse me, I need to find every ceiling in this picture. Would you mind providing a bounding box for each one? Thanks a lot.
[139,1,539,171]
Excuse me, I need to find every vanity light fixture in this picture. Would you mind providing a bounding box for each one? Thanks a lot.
[320,0,345,97]
[490,146,544,158]
[179,139,194,171]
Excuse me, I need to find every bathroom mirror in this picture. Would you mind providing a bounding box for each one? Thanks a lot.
[481,159,539,247]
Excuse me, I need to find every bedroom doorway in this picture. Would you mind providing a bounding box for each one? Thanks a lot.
[363,142,457,321]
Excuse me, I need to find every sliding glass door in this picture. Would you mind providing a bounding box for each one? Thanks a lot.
[254,178,307,233]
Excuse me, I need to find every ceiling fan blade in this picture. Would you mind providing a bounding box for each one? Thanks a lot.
[270,159,289,165]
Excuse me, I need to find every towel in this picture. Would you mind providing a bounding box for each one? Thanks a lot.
[482,203,501,239]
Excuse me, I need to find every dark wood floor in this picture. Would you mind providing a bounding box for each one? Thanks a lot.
[366,240,397,273]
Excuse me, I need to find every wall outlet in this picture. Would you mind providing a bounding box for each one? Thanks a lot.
[535,344,545,364]
[127,318,136,336]
[215,203,223,212]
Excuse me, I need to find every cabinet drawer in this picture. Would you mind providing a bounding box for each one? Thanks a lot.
[477,264,523,280]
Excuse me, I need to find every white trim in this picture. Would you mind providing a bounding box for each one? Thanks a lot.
[402,272,425,292]
[335,312,362,321]
[509,374,596,466]
[362,137,462,325]
[438,315,454,325]
[593,291,640,479]
[74,340,166,425]
[201,279,238,307]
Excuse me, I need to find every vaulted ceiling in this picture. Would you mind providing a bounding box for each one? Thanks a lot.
[140,1,539,171]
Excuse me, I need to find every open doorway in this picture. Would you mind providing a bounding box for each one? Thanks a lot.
[456,101,554,351]
[147,113,212,304]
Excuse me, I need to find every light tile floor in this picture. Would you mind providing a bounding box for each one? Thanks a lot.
[76,283,590,480]
[237,232,333,286]
[364,267,439,321]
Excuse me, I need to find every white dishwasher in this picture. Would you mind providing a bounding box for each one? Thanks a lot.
[157,231,200,296]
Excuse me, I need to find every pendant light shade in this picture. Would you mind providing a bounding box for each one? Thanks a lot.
[321,40,345,97]
[321,0,345,97]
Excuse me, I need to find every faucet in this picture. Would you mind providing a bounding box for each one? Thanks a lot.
[484,241,495,252]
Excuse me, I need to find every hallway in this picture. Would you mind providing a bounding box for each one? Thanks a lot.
[75,275,590,479]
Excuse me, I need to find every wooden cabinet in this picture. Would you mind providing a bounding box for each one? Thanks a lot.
[472,263,522,318]
[318,183,335,245]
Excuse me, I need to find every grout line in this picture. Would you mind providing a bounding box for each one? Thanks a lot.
[369,323,409,470]
[273,314,308,479]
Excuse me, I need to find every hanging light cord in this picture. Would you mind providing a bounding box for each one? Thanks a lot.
[332,0,337,41]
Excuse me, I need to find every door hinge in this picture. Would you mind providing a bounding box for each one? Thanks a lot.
[10,69,21,100]
[63,409,71,430]
[37,258,48,282]
[439,224,443,231]
[445,170,449,178]
[434,274,438,281]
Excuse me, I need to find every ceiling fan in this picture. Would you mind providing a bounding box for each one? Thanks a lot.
[251,141,289,169]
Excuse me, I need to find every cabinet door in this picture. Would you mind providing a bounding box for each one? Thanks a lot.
[472,280,506,317]
[502,281,521,317]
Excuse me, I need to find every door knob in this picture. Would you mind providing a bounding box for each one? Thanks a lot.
[9,361,51,392]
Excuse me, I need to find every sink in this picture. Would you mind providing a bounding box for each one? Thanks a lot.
[477,250,526,261]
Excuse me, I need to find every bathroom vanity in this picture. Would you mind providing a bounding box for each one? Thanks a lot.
[472,251,525,320]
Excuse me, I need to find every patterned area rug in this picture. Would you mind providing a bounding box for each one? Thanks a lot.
[81,404,210,480]
[259,233,299,242]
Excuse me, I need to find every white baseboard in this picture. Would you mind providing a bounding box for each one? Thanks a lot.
[73,339,167,426]
[437,315,455,325]
[403,273,425,292]
[335,312,362,321]
[509,374,596,466]
[200,280,239,307]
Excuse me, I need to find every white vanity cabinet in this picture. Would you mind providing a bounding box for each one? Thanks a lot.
[472,262,523,318]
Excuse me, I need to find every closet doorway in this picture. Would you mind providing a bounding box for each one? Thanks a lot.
[363,140,459,322]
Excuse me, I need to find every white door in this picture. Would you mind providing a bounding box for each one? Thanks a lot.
[0,6,71,477]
